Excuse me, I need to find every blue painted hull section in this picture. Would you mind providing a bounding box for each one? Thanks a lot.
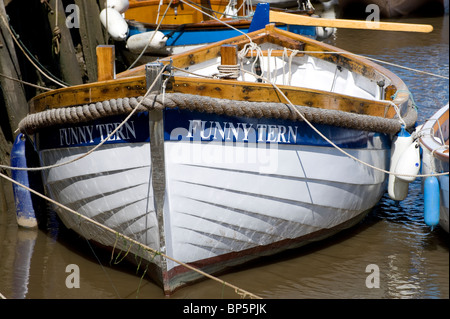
[128,24,316,47]
[37,109,390,151]
[11,134,38,228]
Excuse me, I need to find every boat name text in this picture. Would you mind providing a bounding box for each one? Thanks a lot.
[182,119,299,143]
[58,121,136,146]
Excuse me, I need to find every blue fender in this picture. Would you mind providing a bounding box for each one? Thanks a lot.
[424,176,440,228]
[10,134,40,228]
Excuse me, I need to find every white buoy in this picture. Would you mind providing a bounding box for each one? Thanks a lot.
[106,0,129,14]
[99,8,129,41]
[388,127,413,201]
[394,140,421,183]
[126,31,167,53]
[315,27,335,40]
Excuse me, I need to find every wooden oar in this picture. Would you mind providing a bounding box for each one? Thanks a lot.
[269,11,433,33]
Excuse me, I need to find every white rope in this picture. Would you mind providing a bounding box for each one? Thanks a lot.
[293,49,449,80]
[178,0,253,43]
[237,42,264,77]
[216,64,240,78]
[127,0,173,70]
[0,13,67,88]
[288,50,298,86]
[0,169,261,299]
[240,68,449,178]
[0,72,52,91]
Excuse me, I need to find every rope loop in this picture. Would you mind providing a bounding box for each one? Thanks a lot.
[52,26,61,55]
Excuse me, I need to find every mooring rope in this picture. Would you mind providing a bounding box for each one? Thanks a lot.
[0,67,262,298]
[179,0,253,43]
[299,50,449,80]
[0,72,52,91]
[2,67,166,173]
[240,68,449,178]
[0,170,262,299]
[0,13,68,88]
[6,89,446,179]
[127,0,174,70]
[16,93,415,135]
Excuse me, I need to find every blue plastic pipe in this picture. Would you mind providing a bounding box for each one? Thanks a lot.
[10,134,38,228]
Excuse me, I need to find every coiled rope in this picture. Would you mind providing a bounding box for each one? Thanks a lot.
[17,93,416,136]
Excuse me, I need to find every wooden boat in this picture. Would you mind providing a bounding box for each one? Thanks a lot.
[18,25,417,294]
[339,0,447,18]
[418,104,449,232]
[119,0,318,64]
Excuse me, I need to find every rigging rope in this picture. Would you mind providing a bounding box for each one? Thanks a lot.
[0,13,68,88]
[0,68,262,299]
[239,67,449,178]
[127,0,174,70]
[0,169,261,299]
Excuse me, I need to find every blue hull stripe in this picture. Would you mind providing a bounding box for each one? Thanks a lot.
[37,109,390,151]
[128,24,316,47]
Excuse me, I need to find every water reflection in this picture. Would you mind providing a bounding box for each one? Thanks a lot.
[11,228,37,299]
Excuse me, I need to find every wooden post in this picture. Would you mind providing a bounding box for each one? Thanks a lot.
[47,0,83,85]
[74,0,107,82]
[220,44,238,66]
[96,45,115,81]
[219,44,238,80]
[0,0,28,139]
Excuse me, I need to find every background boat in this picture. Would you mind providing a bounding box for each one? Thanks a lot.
[418,104,449,232]
[117,0,320,66]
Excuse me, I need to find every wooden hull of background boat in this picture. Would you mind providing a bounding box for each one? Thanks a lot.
[35,107,390,293]
[419,104,449,232]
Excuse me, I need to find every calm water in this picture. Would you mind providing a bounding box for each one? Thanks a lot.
[0,15,448,300]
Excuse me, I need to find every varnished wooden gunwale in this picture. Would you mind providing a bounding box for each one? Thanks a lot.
[125,0,232,25]
[29,25,410,121]
[29,75,395,119]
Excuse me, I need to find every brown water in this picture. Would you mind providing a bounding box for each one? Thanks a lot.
[0,15,448,300]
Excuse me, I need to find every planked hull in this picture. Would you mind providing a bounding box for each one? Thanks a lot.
[36,107,390,293]
[21,26,417,294]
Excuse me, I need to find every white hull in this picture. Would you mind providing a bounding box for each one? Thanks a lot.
[37,110,390,293]
[23,26,415,294]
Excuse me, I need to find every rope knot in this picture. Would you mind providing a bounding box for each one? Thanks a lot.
[52,26,61,55]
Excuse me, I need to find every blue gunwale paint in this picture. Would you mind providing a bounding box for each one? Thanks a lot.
[36,108,390,151]
[128,24,316,47]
